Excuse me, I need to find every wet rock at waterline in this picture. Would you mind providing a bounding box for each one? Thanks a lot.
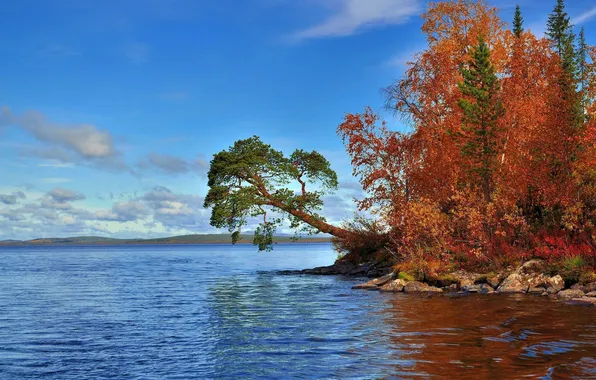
[557,289,586,300]
[379,279,408,293]
[567,297,596,307]
[404,281,443,293]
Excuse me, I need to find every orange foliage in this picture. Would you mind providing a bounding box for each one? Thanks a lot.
[337,0,596,272]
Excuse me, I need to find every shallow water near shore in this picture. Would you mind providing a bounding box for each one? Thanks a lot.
[1,243,595,379]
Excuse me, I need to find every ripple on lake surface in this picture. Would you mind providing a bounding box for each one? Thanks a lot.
[0,244,595,379]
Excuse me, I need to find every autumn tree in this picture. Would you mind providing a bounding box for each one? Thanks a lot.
[204,136,350,250]
[456,36,504,204]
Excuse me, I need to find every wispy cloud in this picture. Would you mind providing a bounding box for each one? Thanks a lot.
[290,0,421,42]
[572,6,596,25]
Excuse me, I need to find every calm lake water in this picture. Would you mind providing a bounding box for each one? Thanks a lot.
[0,243,595,379]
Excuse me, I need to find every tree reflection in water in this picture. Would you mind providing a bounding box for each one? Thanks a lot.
[380,293,596,378]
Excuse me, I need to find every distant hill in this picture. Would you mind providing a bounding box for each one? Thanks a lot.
[0,234,332,246]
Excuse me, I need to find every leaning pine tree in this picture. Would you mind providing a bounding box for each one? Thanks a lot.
[203,136,352,250]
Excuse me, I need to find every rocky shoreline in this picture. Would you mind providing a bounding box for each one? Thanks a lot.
[281,259,596,307]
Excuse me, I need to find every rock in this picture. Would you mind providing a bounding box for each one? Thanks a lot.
[567,297,596,307]
[450,270,481,287]
[497,261,549,294]
[351,281,381,290]
[584,282,596,293]
[352,272,396,290]
[404,281,443,293]
[379,279,408,293]
[557,289,586,299]
[498,273,529,293]
[585,291,596,297]
[546,286,558,295]
[571,283,586,292]
[541,292,548,296]
[445,284,458,292]
[463,284,494,294]
[528,287,546,295]
[304,261,356,275]
[545,275,565,292]
[348,265,368,276]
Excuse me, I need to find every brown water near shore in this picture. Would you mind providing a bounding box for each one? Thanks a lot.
[379,293,596,378]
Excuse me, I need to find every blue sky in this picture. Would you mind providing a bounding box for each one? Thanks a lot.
[1,0,596,240]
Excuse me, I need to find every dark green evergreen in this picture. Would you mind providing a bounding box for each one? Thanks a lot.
[577,27,588,117]
[457,36,504,204]
[546,0,577,78]
[513,5,524,37]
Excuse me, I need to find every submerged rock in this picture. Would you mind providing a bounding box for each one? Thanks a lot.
[557,289,586,299]
[462,284,495,294]
[567,297,596,307]
[379,279,408,293]
[404,281,443,293]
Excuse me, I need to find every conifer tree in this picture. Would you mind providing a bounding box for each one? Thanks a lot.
[513,5,523,37]
[546,0,577,79]
[577,27,588,118]
[457,36,504,204]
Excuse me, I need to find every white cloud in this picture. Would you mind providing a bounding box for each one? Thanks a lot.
[1,107,116,158]
[572,6,596,25]
[291,0,421,41]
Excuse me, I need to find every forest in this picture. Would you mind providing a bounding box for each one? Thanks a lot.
[205,0,596,284]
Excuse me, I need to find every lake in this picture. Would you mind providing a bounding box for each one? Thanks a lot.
[0,243,595,379]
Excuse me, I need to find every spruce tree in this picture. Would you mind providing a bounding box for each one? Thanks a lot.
[577,27,588,117]
[546,0,581,128]
[513,5,524,37]
[546,0,577,79]
[457,36,504,204]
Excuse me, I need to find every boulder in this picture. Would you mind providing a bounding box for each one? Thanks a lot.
[450,270,481,287]
[585,291,596,297]
[404,281,443,293]
[379,279,408,293]
[463,284,494,294]
[584,282,596,293]
[498,273,529,293]
[544,275,565,292]
[497,260,549,293]
[567,297,596,307]
[557,289,586,299]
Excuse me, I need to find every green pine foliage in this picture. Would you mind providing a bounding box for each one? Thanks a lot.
[457,36,505,203]
[513,5,524,37]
